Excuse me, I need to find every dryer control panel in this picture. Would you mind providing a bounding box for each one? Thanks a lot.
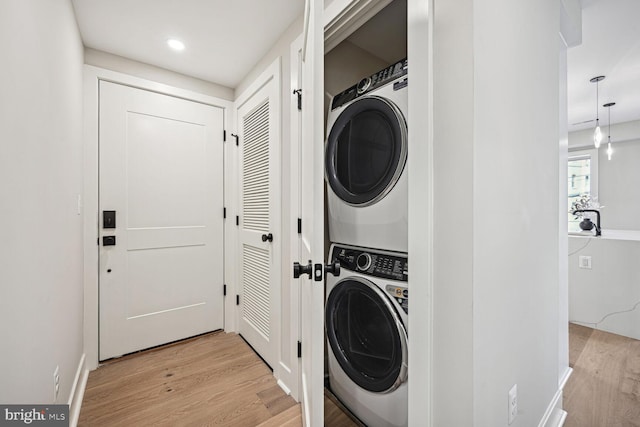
[331,245,408,282]
[330,58,408,110]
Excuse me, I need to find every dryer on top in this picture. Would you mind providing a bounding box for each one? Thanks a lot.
[325,58,408,253]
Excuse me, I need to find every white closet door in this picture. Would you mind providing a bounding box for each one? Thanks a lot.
[99,81,225,360]
[298,0,325,425]
[237,77,280,368]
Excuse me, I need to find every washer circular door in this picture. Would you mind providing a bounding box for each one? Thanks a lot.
[325,96,407,206]
[326,277,408,393]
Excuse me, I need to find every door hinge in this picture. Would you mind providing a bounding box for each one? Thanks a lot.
[223,130,227,142]
[231,133,239,146]
[236,215,239,226]
[236,295,240,306]
[97,237,99,246]
[223,207,226,219]
[297,218,302,234]
[297,341,302,358]
[223,284,227,296]
[293,89,302,111]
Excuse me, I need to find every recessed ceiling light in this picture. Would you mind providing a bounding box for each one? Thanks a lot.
[167,39,185,51]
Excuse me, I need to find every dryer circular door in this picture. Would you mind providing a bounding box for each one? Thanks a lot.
[325,96,407,206]
[326,277,408,393]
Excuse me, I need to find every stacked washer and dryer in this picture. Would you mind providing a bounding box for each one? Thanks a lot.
[325,58,409,427]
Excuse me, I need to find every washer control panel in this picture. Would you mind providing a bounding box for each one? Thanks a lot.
[331,245,408,282]
[331,58,408,110]
[386,285,409,314]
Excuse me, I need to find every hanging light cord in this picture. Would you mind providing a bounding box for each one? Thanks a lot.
[608,105,611,143]
[596,80,600,124]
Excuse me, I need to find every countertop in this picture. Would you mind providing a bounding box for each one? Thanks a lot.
[568,229,640,241]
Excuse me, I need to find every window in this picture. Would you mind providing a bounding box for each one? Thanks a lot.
[568,149,598,232]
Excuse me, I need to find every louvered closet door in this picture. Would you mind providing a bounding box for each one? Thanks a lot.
[237,79,279,368]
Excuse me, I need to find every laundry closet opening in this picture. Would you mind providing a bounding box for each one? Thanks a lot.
[323,0,408,425]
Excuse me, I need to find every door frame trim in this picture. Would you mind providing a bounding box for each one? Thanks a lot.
[82,65,234,370]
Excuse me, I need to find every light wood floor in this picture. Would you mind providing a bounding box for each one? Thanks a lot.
[564,323,640,427]
[324,389,364,427]
[81,324,639,426]
[78,331,301,426]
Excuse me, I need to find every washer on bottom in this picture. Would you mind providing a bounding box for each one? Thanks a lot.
[326,243,408,427]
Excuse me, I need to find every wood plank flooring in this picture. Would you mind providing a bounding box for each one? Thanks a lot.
[564,323,640,427]
[324,389,363,427]
[80,324,640,426]
[78,331,300,426]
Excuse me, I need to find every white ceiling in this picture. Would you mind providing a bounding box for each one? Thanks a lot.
[71,0,305,89]
[72,0,639,129]
[568,0,640,131]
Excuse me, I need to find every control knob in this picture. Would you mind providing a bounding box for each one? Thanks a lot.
[357,77,372,94]
[356,252,372,271]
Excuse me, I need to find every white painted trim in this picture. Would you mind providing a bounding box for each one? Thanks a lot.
[560,0,582,48]
[235,59,281,110]
[538,368,573,427]
[559,366,573,392]
[324,0,393,53]
[277,378,292,396]
[301,374,311,427]
[82,65,233,369]
[67,354,89,427]
[407,0,433,425]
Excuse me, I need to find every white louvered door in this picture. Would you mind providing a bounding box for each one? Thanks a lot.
[237,75,280,368]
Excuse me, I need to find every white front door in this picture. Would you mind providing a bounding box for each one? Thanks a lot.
[237,72,281,369]
[297,0,325,425]
[99,81,225,360]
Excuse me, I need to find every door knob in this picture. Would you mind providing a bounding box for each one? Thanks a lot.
[293,260,313,279]
[325,261,341,278]
[262,233,273,242]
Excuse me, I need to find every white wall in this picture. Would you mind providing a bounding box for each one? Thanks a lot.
[0,0,84,404]
[569,120,640,231]
[429,0,564,425]
[234,15,304,398]
[473,1,560,425]
[431,0,474,423]
[324,40,388,123]
[84,48,234,101]
[569,236,640,340]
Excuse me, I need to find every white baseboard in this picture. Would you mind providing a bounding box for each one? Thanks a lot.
[538,368,573,427]
[277,378,292,396]
[68,353,89,427]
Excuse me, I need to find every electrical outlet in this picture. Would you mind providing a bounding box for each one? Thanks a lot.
[508,384,518,424]
[53,366,60,403]
[579,255,592,269]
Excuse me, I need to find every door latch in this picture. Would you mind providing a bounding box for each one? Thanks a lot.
[325,261,341,278]
[293,260,312,279]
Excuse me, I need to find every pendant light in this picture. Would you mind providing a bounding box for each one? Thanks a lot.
[590,76,605,148]
[604,102,615,160]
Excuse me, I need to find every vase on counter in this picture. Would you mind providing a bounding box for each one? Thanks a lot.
[579,217,594,231]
